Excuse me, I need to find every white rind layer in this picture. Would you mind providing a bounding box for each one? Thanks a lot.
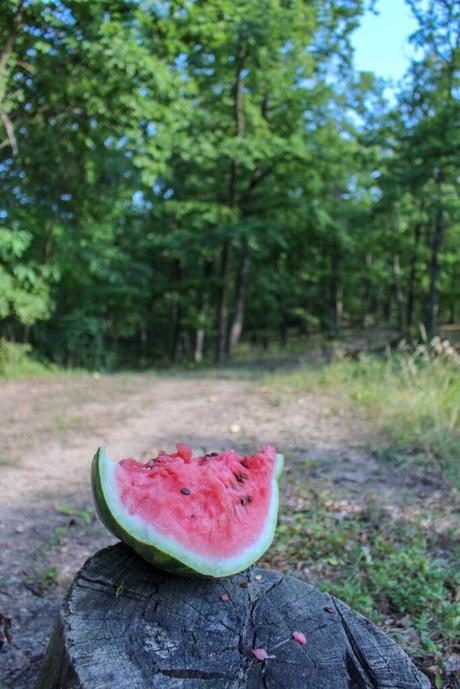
[97,448,283,577]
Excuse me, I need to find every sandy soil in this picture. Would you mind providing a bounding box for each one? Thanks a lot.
[0,368,445,688]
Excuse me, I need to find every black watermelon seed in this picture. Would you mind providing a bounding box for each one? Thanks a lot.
[206,451,219,457]
[246,495,252,504]
[324,606,334,613]
[181,488,191,495]
[240,460,250,469]
[146,458,160,467]
[234,472,247,482]
[240,498,246,506]
[239,581,249,589]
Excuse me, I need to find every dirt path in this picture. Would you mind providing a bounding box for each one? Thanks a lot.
[0,370,442,688]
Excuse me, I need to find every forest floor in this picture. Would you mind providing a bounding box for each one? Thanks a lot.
[0,361,458,688]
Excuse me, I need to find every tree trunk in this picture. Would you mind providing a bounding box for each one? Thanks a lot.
[215,40,247,363]
[226,165,273,356]
[139,323,148,368]
[279,293,289,348]
[382,290,392,324]
[0,0,25,155]
[227,236,250,356]
[215,240,232,362]
[195,260,213,363]
[171,305,181,363]
[406,221,422,328]
[225,92,274,358]
[329,247,342,336]
[280,317,288,347]
[393,254,404,332]
[42,228,54,265]
[0,2,25,82]
[427,173,444,338]
[448,263,457,324]
[170,259,182,363]
[362,253,373,328]
[35,543,430,689]
[335,283,343,335]
[194,327,205,363]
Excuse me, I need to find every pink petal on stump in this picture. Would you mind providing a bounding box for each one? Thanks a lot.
[292,631,307,645]
[220,593,230,601]
[252,648,276,661]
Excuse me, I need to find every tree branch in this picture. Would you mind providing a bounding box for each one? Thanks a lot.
[0,107,17,154]
[0,0,25,86]
[229,38,248,210]
[0,1,25,154]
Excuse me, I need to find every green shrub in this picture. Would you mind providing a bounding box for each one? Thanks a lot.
[0,338,50,377]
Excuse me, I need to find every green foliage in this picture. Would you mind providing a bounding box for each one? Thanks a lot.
[0,0,458,366]
[57,503,94,526]
[115,581,125,598]
[0,338,49,377]
[24,566,60,593]
[0,228,54,326]
[268,486,459,663]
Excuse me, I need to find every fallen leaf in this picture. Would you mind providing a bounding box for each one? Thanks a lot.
[292,631,307,645]
[252,648,276,661]
[427,665,440,677]
[399,615,412,629]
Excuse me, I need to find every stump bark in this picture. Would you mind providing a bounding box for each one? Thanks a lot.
[35,543,429,689]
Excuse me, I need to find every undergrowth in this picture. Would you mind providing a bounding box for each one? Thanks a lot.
[263,485,459,687]
[263,337,460,686]
[267,337,460,488]
[0,339,51,378]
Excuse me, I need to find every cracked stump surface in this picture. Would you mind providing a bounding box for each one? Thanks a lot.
[35,543,429,689]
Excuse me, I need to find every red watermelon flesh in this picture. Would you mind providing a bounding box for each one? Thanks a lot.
[91,444,283,577]
[118,444,274,558]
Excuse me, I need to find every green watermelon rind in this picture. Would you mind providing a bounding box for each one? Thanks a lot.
[91,447,284,578]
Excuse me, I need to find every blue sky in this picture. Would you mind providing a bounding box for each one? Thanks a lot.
[352,0,419,83]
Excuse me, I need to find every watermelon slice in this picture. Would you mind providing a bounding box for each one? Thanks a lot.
[91,444,283,577]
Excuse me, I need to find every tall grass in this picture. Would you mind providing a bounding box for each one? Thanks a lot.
[268,337,460,487]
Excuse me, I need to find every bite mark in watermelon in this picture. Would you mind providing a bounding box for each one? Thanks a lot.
[91,444,283,577]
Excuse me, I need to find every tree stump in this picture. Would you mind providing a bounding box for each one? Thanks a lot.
[35,543,429,689]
